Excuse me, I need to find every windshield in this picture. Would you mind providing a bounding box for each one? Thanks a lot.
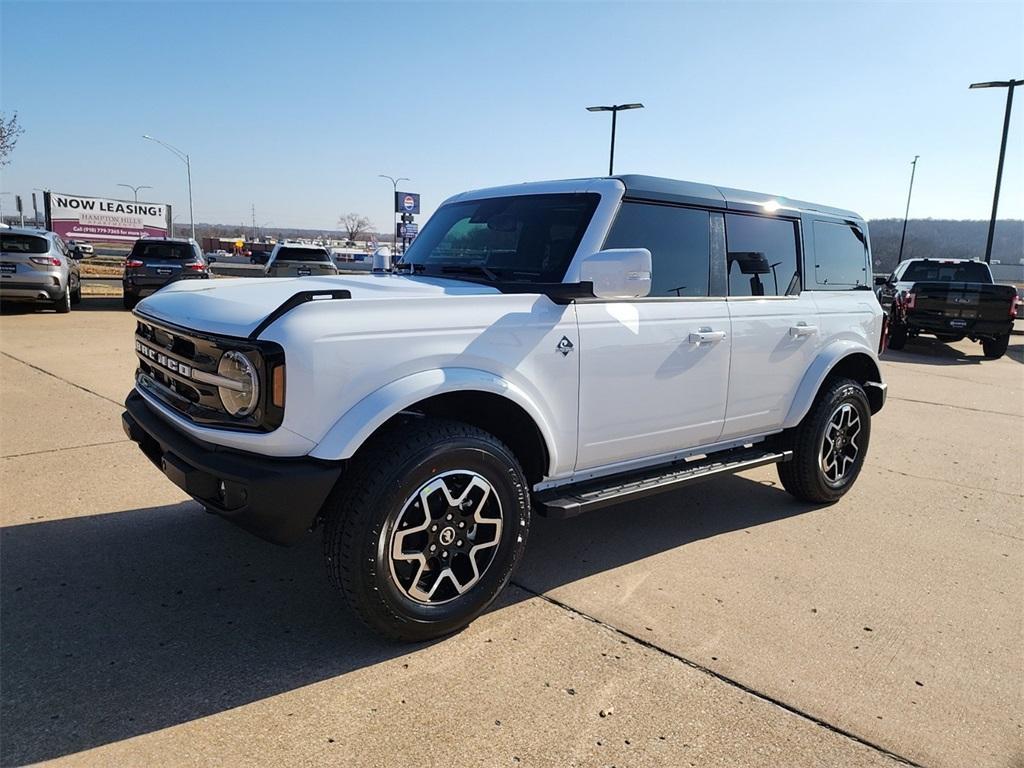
[1,234,49,254]
[399,193,599,283]
[902,261,991,283]
[131,241,196,261]
[274,247,332,263]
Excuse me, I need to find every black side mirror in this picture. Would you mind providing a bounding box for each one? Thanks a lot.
[874,275,888,286]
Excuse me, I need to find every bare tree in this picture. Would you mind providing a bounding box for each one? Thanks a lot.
[0,112,24,167]
[339,213,372,243]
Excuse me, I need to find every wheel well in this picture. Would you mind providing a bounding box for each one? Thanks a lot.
[385,391,550,484]
[825,353,884,413]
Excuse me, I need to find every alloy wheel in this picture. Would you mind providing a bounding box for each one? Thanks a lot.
[387,470,503,604]
[819,403,861,486]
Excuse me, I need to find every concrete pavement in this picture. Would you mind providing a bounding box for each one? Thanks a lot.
[1,298,1021,767]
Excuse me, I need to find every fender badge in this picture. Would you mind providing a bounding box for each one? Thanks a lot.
[557,336,574,356]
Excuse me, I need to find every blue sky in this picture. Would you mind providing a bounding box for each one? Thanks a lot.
[2,1,1022,232]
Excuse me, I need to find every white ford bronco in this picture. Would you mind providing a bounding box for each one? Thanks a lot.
[122,176,887,640]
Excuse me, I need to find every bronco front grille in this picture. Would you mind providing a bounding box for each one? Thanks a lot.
[134,314,285,432]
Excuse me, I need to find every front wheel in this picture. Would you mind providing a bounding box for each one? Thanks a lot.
[322,418,530,642]
[777,377,871,504]
[982,334,1009,359]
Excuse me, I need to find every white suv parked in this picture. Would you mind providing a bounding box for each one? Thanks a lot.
[122,176,886,640]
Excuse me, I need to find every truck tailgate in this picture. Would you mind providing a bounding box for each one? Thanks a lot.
[912,281,1016,329]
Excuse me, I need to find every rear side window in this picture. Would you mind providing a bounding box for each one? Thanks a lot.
[812,221,868,288]
[725,214,800,297]
[131,241,196,260]
[603,202,710,297]
[1,234,49,254]
[275,247,332,263]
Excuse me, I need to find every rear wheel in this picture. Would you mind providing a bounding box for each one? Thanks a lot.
[122,291,138,310]
[982,334,1009,359]
[322,418,530,642]
[53,288,71,314]
[70,281,82,305]
[777,377,871,504]
[887,318,907,350]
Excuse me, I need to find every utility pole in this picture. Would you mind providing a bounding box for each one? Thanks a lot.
[969,78,1023,263]
[897,155,919,263]
[379,174,408,255]
[251,203,256,241]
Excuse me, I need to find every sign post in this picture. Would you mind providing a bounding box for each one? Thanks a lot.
[393,192,421,254]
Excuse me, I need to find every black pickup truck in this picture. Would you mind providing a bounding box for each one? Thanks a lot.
[876,258,1018,359]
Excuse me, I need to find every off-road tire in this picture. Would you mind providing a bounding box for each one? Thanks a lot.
[777,377,871,504]
[982,334,1009,360]
[887,319,907,350]
[322,417,531,642]
[53,289,71,314]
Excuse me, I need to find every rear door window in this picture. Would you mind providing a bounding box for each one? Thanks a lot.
[724,214,800,297]
[603,202,711,297]
[1,234,49,254]
[811,221,869,288]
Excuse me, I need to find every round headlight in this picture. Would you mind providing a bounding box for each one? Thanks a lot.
[217,350,259,417]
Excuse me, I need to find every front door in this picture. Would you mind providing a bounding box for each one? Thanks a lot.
[575,202,731,472]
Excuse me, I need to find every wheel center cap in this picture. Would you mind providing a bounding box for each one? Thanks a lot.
[438,527,456,546]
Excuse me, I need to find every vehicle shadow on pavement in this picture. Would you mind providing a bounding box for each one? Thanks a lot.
[517,473,815,595]
[0,475,815,765]
[881,335,1023,366]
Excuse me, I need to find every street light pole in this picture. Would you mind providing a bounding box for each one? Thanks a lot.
[379,174,408,255]
[143,134,195,240]
[897,155,919,263]
[586,103,644,175]
[117,183,152,202]
[969,78,1023,263]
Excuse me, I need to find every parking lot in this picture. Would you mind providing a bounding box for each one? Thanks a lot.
[0,297,1020,768]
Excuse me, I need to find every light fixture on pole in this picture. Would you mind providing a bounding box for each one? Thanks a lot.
[117,183,152,203]
[143,134,195,240]
[586,103,644,175]
[897,156,919,263]
[969,78,1023,263]
[379,174,409,255]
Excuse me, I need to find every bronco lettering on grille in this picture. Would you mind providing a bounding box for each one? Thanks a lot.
[135,340,193,379]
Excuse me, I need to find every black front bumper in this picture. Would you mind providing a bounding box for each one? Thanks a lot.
[122,390,342,545]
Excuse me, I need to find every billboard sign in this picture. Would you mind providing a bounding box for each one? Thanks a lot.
[45,191,171,242]
[394,192,420,214]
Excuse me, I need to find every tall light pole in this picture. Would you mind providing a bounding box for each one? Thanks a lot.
[143,134,195,240]
[117,183,152,202]
[969,78,1023,263]
[897,155,919,263]
[379,174,408,254]
[586,103,644,175]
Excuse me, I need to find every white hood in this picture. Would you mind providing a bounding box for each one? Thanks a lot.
[135,274,501,338]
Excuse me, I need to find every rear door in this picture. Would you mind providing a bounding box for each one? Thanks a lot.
[575,201,731,471]
[0,232,55,287]
[722,212,820,440]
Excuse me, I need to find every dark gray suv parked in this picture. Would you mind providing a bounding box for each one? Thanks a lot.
[122,237,209,310]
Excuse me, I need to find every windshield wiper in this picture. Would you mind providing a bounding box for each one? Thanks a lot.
[439,265,502,281]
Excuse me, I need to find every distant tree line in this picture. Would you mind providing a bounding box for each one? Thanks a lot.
[868,219,1022,271]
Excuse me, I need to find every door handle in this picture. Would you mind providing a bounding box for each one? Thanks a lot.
[688,328,727,344]
[790,323,818,338]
